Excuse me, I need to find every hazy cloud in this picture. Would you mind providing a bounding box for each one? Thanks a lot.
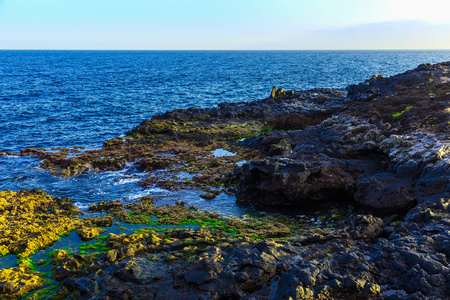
[301,20,450,50]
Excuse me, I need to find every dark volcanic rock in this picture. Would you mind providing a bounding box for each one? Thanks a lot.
[371,220,450,299]
[354,173,416,213]
[236,62,450,216]
[129,88,345,140]
[89,200,123,213]
[346,63,447,102]
[236,157,356,207]
[13,62,450,300]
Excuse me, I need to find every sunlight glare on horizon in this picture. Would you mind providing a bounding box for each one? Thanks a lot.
[384,0,450,23]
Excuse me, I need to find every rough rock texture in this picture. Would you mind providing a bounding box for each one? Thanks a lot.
[372,219,450,299]
[236,157,356,207]
[231,62,450,299]
[0,261,47,299]
[76,226,108,240]
[130,88,344,140]
[42,212,387,300]
[3,62,450,299]
[0,190,83,258]
[236,62,450,216]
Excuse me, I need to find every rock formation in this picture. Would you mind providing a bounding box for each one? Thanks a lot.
[2,62,449,299]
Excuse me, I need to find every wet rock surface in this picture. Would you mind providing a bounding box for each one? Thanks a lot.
[0,190,83,259]
[2,62,450,299]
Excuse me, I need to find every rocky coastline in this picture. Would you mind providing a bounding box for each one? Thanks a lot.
[1,62,449,299]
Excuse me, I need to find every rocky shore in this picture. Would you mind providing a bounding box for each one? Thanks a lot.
[1,62,449,299]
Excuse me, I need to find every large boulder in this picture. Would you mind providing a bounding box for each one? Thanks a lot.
[236,157,356,207]
[354,173,416,213]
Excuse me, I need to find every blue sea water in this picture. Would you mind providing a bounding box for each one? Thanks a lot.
[1,50,450,216]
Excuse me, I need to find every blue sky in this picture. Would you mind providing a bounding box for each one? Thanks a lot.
[0,0,449,49]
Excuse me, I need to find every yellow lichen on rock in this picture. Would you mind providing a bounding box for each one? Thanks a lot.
[0,245,9,257]
[0,190,83,258]
[147,233,161,245]
[49,249,69,264]
[0,190,55,215]
[106,232,145,249]
[76,226,107,240]
[0,266,46,299]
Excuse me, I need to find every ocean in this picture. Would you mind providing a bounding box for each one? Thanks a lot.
[1,50,450,216]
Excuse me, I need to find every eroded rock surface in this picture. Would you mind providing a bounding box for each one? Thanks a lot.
[4,62,450,299]
[0,190,83,258]
[236,62,450,216]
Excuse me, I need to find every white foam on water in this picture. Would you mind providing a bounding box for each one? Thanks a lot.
[126,187,170,200]
[113,177,140,185]
[2,154,20,159]
[73,202,91,211]
[118,162,138,173]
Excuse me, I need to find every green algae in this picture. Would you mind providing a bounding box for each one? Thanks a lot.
[29,284,60,300]
[392,106,413,119]
[0,191,308,299]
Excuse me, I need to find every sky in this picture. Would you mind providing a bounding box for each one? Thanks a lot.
[0,0,449,50]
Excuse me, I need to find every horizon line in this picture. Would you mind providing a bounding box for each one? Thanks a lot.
[1,49,450,51]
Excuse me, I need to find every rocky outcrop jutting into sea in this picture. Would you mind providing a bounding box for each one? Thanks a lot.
[1,62,449,299]
[236,63,450,214]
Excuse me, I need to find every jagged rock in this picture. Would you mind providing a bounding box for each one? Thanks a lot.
[0,190,83,258]
[0,266,46,299]
[106,250,118,262]
[354,173,416,213]
[88,200,123,212]
[50,250,69,264]
[84,215,114,227]
[270,86,295,98]
[268,139,292,156]
[371,220,450,299]
[236,157,356,207]
[349,215,384,243]
[76,226,107,240]
[4,62,450,300]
